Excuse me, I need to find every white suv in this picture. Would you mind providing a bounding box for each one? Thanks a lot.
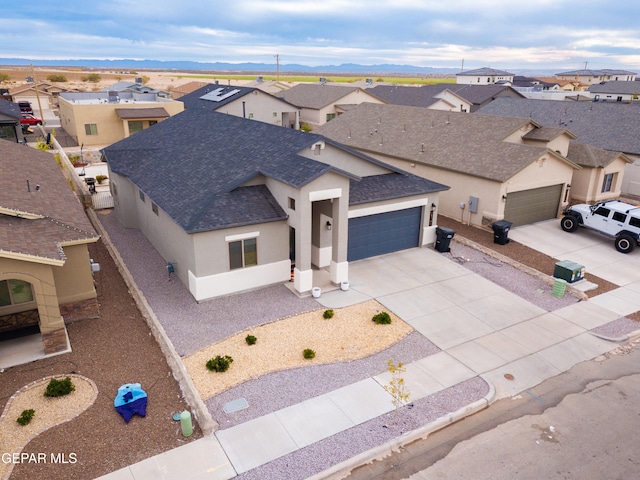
[561,200,640,253]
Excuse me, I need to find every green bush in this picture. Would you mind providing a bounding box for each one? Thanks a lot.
[206,355,233,372]
[372,311,392,325]
[44,377,75,397]
[96,174,108,184]
[17,409,35,426]
[323,309,334,319]
[303,348,316,359]
[82,73,102,83]
[245,334,257,345]
[47,74,68,82]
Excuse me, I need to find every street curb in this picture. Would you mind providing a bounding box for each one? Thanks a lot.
[87,209,217,436]
[306,379,496,480]
[591,328,640,343]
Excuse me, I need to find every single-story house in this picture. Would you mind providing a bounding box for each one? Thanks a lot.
[103,108,448,301]
[589,81,640,103]
[170,81,213,99]
[456,67,515,85]
[100,81,171,98]
[179,84,300,129]
[8,81,77,112]
[316,102,582,227]
[275,84,386,129]
[0,140,100,354]
[477,97,640,198]
[368,84,524,113]
[555,69,637,85]
[58,90,184,146]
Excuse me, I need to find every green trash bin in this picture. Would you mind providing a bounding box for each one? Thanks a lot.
[553,260,585,283]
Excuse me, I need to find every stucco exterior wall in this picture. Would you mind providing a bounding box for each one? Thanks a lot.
[297,141,390,177]
[59,97,183,146]
[52,243,97,305]
[621,153,640,197]
[218,93,298,127]
[569,157,628,203]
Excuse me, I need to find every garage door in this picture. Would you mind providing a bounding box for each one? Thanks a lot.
[348,207,422,261]
[504,184,562,227]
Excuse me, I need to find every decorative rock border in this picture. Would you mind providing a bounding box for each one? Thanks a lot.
[0,374,98,480]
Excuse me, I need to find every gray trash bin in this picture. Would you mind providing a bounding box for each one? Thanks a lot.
[492,220,512,245]
[435,226,455,253]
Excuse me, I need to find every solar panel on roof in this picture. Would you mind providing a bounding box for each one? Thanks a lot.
[200,88,241,102]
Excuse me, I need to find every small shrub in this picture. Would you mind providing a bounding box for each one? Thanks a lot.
[303,348,316,359]
[95,174,108,184]
[47,73,68,82]
[372,311,392,325]
[44,377,75,397]
[245,334,257,345]
[17,409,35,426]
[323,309,334,319]
[206,355,233,372]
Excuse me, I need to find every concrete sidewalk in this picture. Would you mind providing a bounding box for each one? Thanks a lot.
[96,247,640,480]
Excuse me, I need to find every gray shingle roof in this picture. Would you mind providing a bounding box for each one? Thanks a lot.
[368,84,523,110]
[316,103,574,183]
[589,81,640,95]
[275,84,383,109]
[567,142,629,168]
[456,67,515,76]
[104,107,447,233]
[0,99,21,120]
[476,97,640,155]
[0,140,98,261]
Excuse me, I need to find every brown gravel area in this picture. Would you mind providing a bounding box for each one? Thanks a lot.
[0,239,202,480]
[437,216,620,298]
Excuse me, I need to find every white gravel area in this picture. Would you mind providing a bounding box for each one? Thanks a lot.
[445,242,580,312]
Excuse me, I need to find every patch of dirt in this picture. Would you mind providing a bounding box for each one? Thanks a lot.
[0,239,202,480]
[437,216,619,298]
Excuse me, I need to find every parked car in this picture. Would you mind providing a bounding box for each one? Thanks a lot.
[20,114,42,125]
[561,200,640,253]
[18,101,33,114]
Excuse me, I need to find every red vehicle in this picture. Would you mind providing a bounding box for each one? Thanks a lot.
[20,114,42,125]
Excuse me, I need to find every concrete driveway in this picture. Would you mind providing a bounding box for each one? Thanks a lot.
[509,219,640,287]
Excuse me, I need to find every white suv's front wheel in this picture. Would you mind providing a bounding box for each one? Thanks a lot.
[615,234,636,254]
[561,215,579,232]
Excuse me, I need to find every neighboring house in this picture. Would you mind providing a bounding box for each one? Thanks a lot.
[0,140,100,354]
[316,103,581,228]
[589,81,640,103]
[103,109,448,300]
[58,91,184,147]
[8,81,77,111]
[534,77,589,92]
[368,84,524,112]
[456,67,515,85]
[244,77,293,95]
[566,143,632,203]
[0,99,24,143]
[170,81,212,99]
[555,69,637,85]
[275,84,386,129]
[180,84,300,129]
[477,98,640,197]
[100,81,171,98]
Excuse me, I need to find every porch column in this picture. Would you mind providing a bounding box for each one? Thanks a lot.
[37,272,68,354]
[330,196,349,285]
[293,200,313,294]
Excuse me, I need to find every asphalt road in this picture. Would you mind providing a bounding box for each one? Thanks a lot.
[344,339,640,480]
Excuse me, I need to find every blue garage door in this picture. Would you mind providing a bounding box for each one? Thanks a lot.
[348,207,422,261]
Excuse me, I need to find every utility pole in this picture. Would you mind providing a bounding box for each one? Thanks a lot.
[274,54,280,82]
[30,63,45,124]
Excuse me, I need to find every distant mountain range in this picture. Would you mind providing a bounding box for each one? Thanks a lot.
[0,58,559,76]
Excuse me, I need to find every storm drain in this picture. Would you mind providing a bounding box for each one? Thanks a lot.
[223,397,249,413]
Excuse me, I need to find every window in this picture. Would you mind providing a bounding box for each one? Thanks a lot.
[0,279,34,307]
[617,96,623,102]
[602,173,615,193]
[151,202,159,215]
[288,197,296,210]
[613,212,627,223]
[229,238,257,270]
[84,123,98,135]
[149,120,157,127]
[128,121,143,134]
[594,206,610,217]
[326,113,336,122]
[139,190,145,202]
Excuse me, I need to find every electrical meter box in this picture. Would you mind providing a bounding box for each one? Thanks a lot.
[553,260,585,283]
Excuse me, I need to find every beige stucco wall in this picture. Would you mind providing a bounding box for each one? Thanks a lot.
[59,97,184,146]
[570,157,629,203]
[215,92,298,127]
[52,243,97,304]
[301,91,385,128]
[621,153,640,197]
[298,141,390,177]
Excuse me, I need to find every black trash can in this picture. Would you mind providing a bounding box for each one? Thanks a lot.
[435,226,455,253]
[492,220,512,245]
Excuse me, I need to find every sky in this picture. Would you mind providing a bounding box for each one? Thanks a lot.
[2,0,640,72]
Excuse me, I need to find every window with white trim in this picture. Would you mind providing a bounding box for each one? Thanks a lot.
[229,238,257,270]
